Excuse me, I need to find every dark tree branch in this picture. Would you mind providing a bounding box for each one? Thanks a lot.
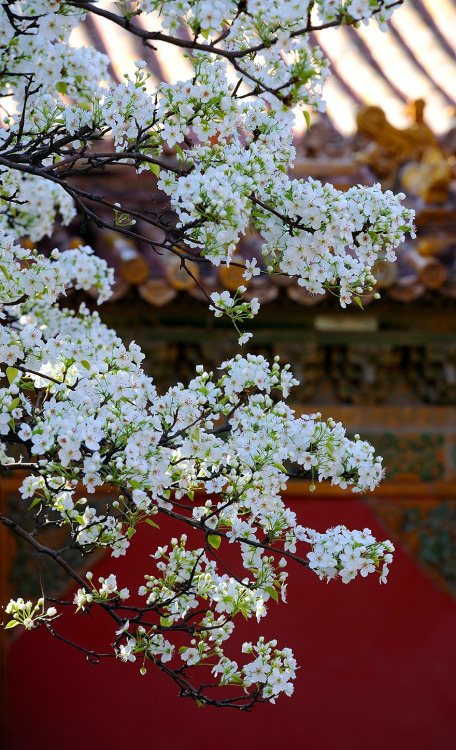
[67,1,403,62]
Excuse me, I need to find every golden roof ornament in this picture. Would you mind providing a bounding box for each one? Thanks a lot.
[356,100,454,203]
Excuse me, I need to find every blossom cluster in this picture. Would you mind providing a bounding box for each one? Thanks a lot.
[139,535,280,628]
[0,3,107,138]
[209,288,259,344]
[0,230,113,317]
[0,2,414,343]
[73,572,129,611]
[124,633,174,667]
[0,0,406,706]
[239,638,297,701]
[4,597,57,630]
[299,526,394,583]
[0,170,76,243]
[1,237,396,699]
[140,1,395,42]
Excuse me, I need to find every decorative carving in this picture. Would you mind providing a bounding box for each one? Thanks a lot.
[407,346,456,404]
[366,433,446,481]
[356,100,454,203]
[328,345,401,404]
[356,102,436,175]
[369,499,456,598]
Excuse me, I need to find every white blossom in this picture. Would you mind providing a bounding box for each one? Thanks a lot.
[0,0,407,705]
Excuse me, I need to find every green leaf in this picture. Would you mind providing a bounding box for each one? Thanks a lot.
[208,534,221,550]
[175,144,184,160]
[0,265,11,280]
[19,381,36,391]
[303,109,311,130]
[145,518,159,529]
[5,620,20,629]
[127,527,136,539]
[28,496,42,510]
[6,367,18,385]
[178,646,188,654]
[354,296,364,309]
[148,163,160,177]
[56,81,67,95]
[80,360,91,371]
[160,616,172,627]
[267,586,279,603]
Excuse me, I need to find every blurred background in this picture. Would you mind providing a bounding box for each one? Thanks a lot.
[2,1,456,747]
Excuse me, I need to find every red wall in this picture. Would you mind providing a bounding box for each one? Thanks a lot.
[6,497,456,750]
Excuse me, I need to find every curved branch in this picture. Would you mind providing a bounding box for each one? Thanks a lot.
[68,1,404,63]
[45,622,115,664]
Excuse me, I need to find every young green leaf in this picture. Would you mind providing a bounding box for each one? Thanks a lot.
[208,534,221,549]
[6,367,19,385]
[28,496,42,510]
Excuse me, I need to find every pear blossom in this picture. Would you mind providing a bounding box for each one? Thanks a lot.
[0,0,407,709]
[118,639,137,663]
